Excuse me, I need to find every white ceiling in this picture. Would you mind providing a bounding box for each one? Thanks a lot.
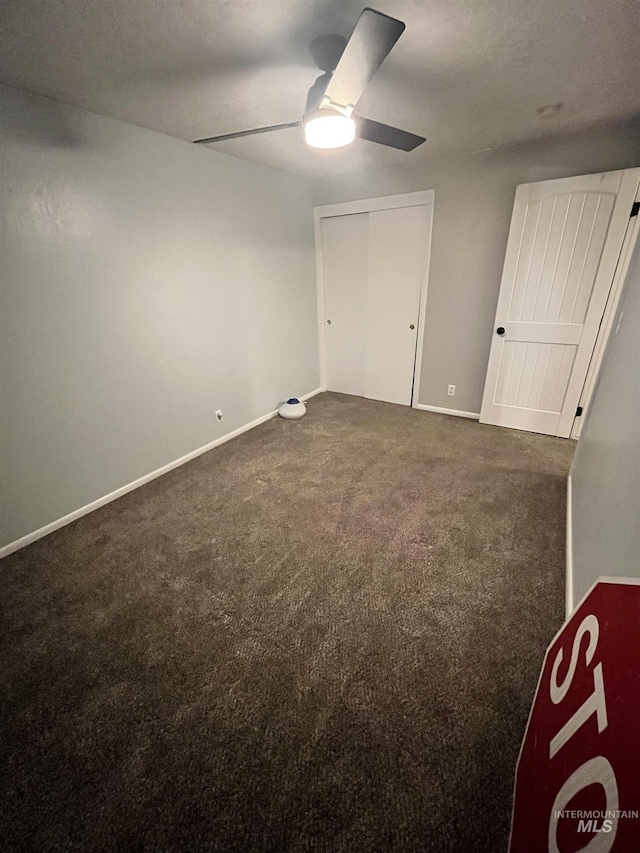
[1,0,639,178]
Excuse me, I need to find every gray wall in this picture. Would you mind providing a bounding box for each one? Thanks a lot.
[568,240,640,610]
[314,119,640,414]
[0,84,319,549]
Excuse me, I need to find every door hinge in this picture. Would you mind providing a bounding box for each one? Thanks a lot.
[576,406,583,416]
[631,201,640,218]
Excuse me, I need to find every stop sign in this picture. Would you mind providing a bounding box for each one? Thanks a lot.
[509,578,640,852]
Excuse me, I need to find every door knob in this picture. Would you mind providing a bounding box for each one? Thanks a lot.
[327,319,331,325]
[409,324,415,330]
[496,326,505,336]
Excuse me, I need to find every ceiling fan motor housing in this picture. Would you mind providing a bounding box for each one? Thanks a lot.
[305,73,333,116]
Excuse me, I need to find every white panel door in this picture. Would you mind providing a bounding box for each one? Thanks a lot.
[364,205,429,405]
[322,213,369,396]
[480,170,639,437]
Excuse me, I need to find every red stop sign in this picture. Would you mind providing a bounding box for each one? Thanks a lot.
[509,578,640,852]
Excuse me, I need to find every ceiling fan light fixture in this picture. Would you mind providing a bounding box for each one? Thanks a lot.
[303,109,356,149]
[194,10,425,155]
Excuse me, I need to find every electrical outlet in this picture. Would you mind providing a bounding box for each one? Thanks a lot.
[215,409,223,422]
[448,385,456,397]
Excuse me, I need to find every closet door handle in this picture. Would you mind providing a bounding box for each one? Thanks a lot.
[327,319,332,325]
[409,324,415,330]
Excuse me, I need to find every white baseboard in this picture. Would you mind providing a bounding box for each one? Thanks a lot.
[0,387,323,560]
[414,403,481,420]
[565,472,574,621]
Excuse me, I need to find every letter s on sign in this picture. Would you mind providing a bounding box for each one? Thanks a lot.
[550,614,599,704]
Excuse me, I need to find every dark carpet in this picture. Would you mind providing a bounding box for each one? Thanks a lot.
[1,392,574,852]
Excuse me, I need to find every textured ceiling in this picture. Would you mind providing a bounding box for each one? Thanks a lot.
[1,0,639,178]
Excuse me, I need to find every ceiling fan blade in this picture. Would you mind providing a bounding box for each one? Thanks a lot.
[323,8,404,110]
[357,117,425,151]
[194,121,300,144]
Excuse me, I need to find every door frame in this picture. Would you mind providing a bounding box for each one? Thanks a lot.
[314,190,435,407]
[570,183,640,438]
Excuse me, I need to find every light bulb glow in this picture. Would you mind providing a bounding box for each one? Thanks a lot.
[304,112,356,149]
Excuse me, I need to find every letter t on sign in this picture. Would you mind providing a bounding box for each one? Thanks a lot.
[550,663,608,759]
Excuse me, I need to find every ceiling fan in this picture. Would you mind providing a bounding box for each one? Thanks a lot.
[194,7,425,153]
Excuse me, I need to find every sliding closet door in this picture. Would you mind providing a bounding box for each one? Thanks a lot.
[364,205,429,405]
[322,213,369,396]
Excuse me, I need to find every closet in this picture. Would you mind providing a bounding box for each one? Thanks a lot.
[318,195,433,407]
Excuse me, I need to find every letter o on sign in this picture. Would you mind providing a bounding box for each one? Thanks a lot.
[548,755,618,853]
